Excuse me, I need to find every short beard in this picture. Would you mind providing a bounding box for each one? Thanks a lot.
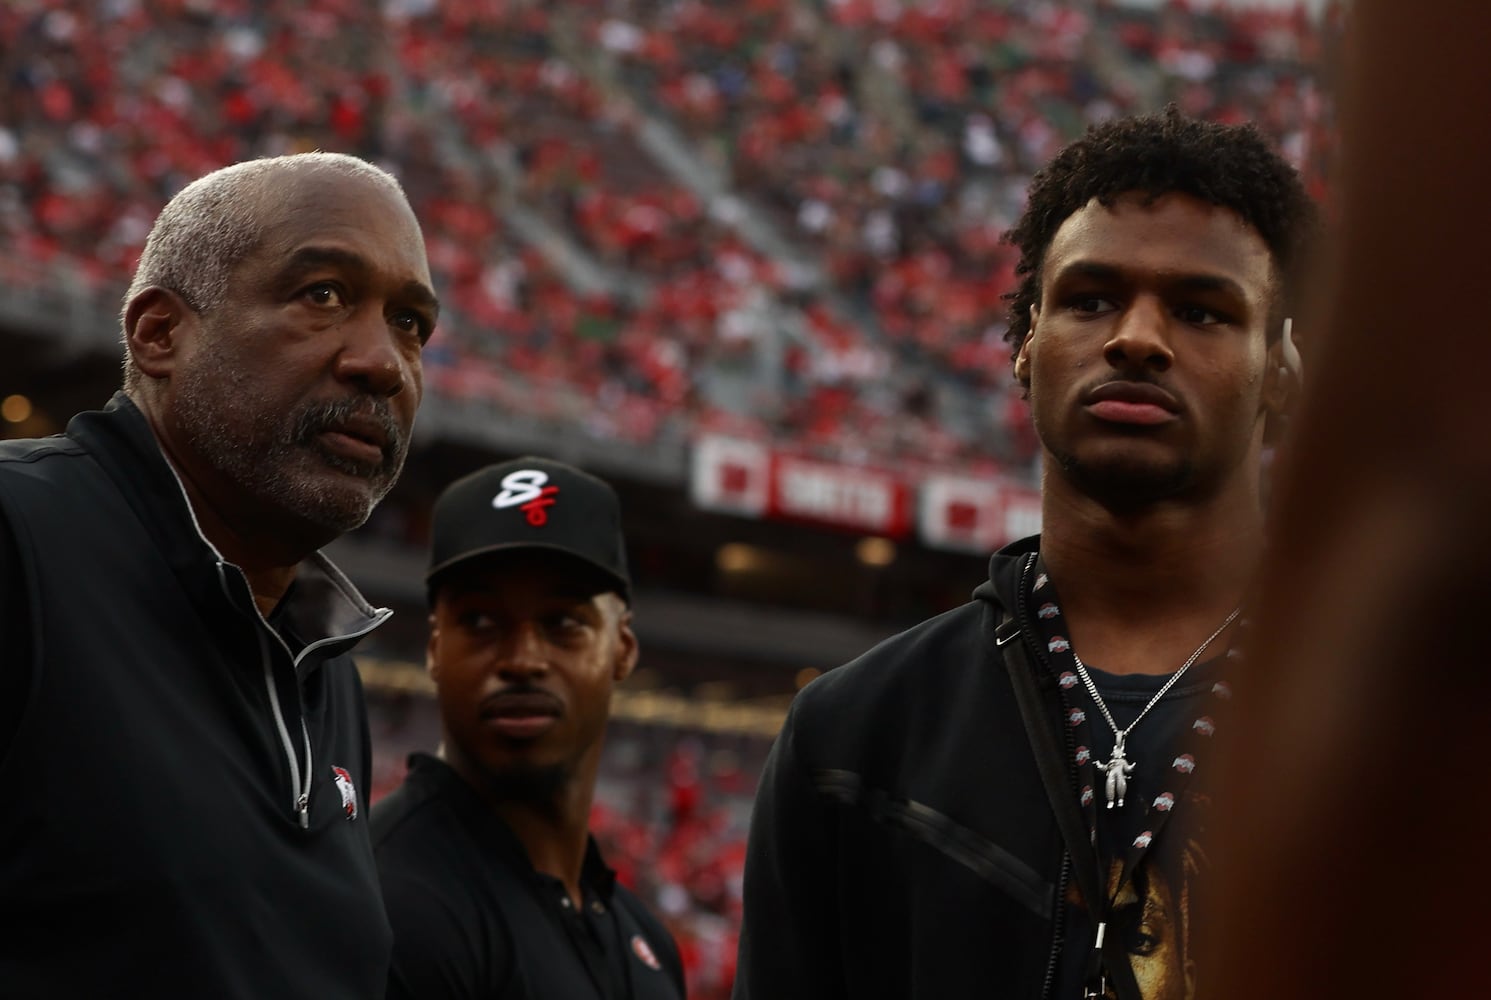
[173,360,407,534]
[1052,446,1195,512]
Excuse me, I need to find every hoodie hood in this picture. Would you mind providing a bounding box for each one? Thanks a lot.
[972,534,1041,612]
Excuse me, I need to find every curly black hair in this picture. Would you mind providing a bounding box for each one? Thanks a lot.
[1001,105,1318,369]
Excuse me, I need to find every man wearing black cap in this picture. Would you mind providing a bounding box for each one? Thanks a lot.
[373,457,686,1000]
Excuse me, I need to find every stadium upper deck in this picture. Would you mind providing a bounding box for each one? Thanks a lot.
[0,0,1334,478]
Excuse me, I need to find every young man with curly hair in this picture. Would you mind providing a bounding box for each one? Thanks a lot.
[733,108,1316,1000]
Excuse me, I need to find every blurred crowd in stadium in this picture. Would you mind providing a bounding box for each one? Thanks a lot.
[0,1,1335,995]
[0,0,1332,476]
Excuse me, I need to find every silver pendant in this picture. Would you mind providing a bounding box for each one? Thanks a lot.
[1094,734,1136,809]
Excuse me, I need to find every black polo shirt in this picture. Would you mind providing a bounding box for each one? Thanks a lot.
[373,753,686,1000]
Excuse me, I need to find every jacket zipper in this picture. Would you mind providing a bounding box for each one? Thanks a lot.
[256,626,313,828]
[1013,551,1080,1000]
[216,561,314,828]
[257,596,390,828]
[1040,852,1073,1000]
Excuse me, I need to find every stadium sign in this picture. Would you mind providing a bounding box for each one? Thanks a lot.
[769,455,911,538]
[918,474,1042,553]
[690,435,910,537]
[690,436,772,518]
[692,436,1037,548]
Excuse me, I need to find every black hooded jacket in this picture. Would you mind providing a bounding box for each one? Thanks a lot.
[734,536,1125,999]
[0,395,392,998]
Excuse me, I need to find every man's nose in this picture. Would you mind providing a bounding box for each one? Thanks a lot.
[493,624,549,681]
[1103,296,1174,372]
[335,308,409,398]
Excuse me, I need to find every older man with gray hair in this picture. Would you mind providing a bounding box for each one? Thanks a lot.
[0,151,438,998]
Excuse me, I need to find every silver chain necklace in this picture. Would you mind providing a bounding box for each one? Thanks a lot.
[1073,607,1240,809]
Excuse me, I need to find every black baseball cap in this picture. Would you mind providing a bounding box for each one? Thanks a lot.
[426,457,631,603]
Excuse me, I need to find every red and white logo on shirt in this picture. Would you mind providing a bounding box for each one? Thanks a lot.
[331,766,358,821]
[631,934,662,971]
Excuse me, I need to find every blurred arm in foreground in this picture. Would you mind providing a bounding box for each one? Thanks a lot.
[1204,1,1491,995]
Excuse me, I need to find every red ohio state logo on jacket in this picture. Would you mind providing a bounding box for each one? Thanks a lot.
[331,766,358,820]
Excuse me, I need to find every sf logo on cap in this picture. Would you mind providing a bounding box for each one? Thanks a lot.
[493,470,560,526]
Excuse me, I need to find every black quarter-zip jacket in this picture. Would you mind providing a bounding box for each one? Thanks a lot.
[0,394,393,999]
[734,536,1085,1000]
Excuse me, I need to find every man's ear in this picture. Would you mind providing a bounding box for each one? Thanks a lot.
[613,606,639,684]
[1013,305,1038,385]
[425,613,442,684]
[1263,317,1301,417]
[123,287,197,381]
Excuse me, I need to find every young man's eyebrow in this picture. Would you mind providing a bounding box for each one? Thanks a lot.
[1165,273,1248,300]
[1049,260,1124,284]
[1050,260,1248,300]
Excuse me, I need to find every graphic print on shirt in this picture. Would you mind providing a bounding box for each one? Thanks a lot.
[1061,827,1210,1000]
[1102,833,1207,1000]
[1030,555,1245,1000]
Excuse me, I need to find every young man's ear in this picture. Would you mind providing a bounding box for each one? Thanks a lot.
[1262,318,1302,445]
[123,286,197,381]
[612,606,639,684]
[1014,306,1039,386]
[1264,317,1302,417]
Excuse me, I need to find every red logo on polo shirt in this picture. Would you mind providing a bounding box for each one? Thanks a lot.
[331,766,358,820]
[493,469,560,526]
[631,934,662,971]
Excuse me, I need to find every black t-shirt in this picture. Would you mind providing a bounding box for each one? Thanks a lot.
[372,753,686,1000]
[1055,658,1225,1000]
[1027,557,1237,999]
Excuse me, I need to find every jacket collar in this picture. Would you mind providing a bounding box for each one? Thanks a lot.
[408,753,619,900]
[67,393,389,657]
[973,533,1041,613]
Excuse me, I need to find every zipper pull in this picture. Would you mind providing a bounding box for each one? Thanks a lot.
[1082,923,1108,998]
[296,793,310,829]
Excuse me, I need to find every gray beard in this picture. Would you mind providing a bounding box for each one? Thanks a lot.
[172,361,406,534]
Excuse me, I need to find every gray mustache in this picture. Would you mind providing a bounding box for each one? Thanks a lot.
[292,397,404,470]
